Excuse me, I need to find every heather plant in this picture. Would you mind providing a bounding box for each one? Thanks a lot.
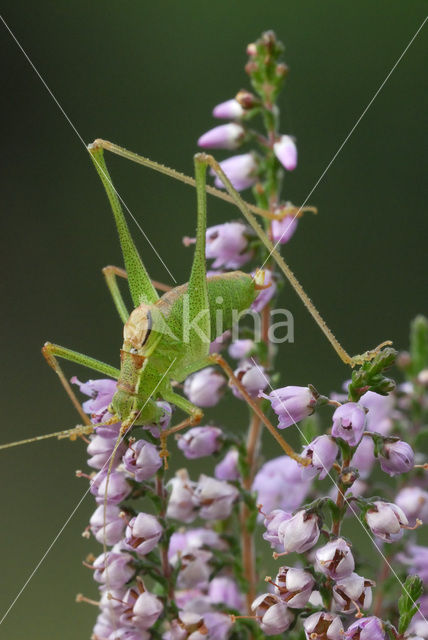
[5,31,427,640]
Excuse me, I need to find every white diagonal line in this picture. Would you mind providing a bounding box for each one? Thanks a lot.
[0,359,176,625]
[250,356,427,623]
[259,15,427,271]
[0,14,177,284]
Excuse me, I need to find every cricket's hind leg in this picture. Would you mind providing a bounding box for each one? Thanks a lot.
[196,152,392,367]
[209,353,309,466]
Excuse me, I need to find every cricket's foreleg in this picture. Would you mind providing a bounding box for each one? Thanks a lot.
[42,343,120,423]
[209,353,309,466]
[198,153,392,367]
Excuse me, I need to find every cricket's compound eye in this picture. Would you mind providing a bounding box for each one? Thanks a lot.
[123,304,152,350]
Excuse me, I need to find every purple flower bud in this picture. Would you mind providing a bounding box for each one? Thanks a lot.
[278,509,320,554]
[93,551,134,588]
[209,330,231,354]
[251,269,277,312]
[177,426,222,459]
[203,221,253,269]
[208,576,244,610]
[232,361,269,399]
[122,439,162,481]
[89,504,125,546]
[71,376,117,422]
[271,212,298,245]
[184,367,226,407]
[124,513,162,555]
[359,390,394,435]
[213,153,258,191]
[351,435,376,478]
[273,566,315,608]
[228,339,254,360]
[92,469,131,505]
[198,123,245,150]
[395,487,428,525]
[260,386,317,430]
[331,402,366,446]
[303,612,344,640]
[273,135,297,171]
[332,572,374,613]
[315,537,355,579]
[193,475,239,520]
[87,434,126,470]
[253,456,311,513]
[251,593,294,635]
[263,509,292,548]
[215,449,240,481]
[132,590,163,630]
[301,435,339,480]
[366,500,409,542]
[212,98,244,120]
[345,616,386,640]
[92,612,115,639]
[379,440,415,476]
[166,471,197,523]
[200,612,233,640]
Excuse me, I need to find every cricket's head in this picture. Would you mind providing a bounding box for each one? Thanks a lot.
[110,303,158,421]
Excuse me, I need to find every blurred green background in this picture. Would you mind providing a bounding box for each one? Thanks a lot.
[0,1,427,638]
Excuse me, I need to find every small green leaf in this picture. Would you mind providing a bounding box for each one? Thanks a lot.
[398,574,424,634]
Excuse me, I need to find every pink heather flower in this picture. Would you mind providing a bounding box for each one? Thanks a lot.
[110,630,150,640]
[213,153,258,191]
[359,389,394,435]
[332,572,374,613]
[172,549,212,590]
[92,612,115,639]
[71,376,117,422]
[93,551,134,589]
[396,544,428,583]
[122,439,162,482]
[215,449,240,481]
[315,537,355,579]
[251,269,277,312]
[89,504,125,546]
[168,527,225,560]
[212,98,245,120]
[303,612,344,640]
[277,509,320,554]
[141,400,173,438]
[379,439,415,476]
[273,135,298,171]
[273,566,315,608]
[366,500,409,542]
[204,221,253,269]
[198,123,245,150]
[351,435,376,478]
[395,486,428,525]
[260,385,317,430]
[177,426,223,459]
[193,475,239,520]
[166,471,197,523]
[345,616,386,640]
[251,594,294,635]
[91,469,131,505]
[331,402,366,446]
[86,433,126,470]
[263,509,292,548]
[232,360,269,399]
[253,456,311,513]
[132,590,163,630]
[208,576,244,610]
[300,435,339,480]
[200,612,233,640]
[228,339,254,360]
[271,213,298,245]
[123,513,162,556]
[184,367,226,407]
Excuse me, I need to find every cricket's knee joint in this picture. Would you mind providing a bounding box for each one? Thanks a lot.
[191,409,203,425]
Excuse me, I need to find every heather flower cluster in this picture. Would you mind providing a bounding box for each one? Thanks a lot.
[71,32,427,640]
